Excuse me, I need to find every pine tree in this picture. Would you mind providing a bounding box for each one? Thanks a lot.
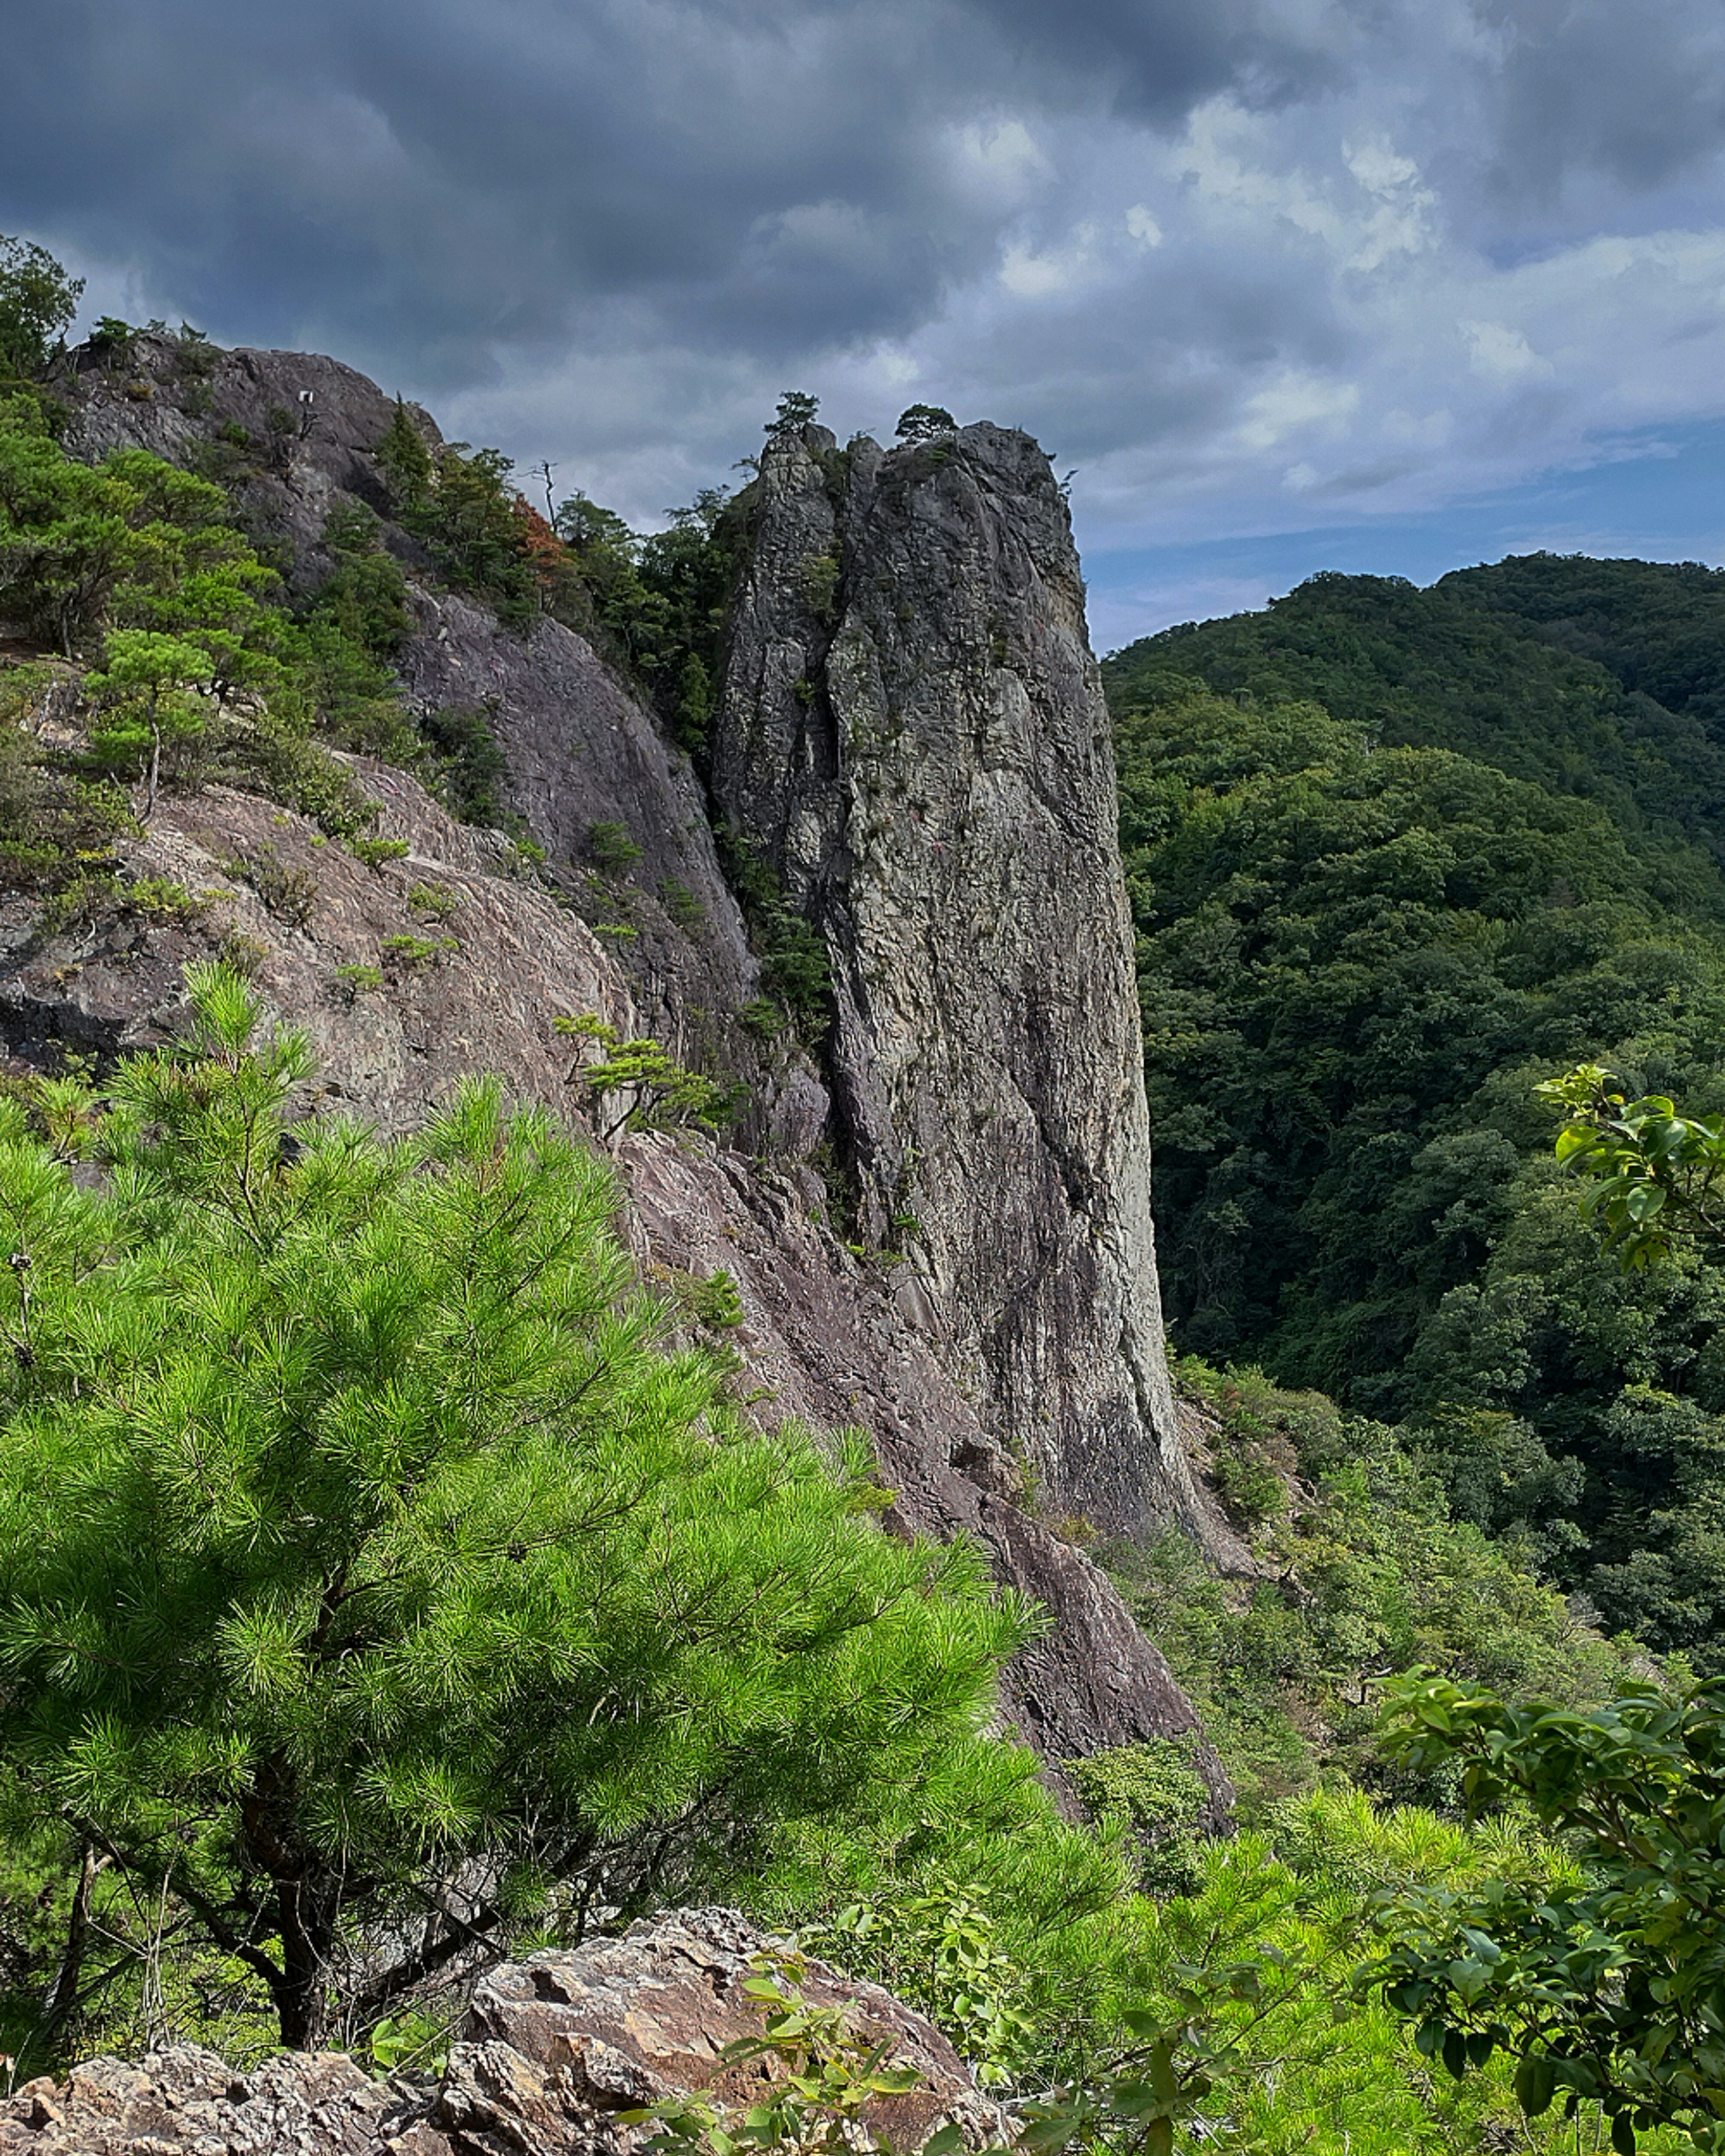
[0,967,1030,2047]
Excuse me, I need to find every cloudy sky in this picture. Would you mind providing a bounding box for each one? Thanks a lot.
[10,0,1725,645]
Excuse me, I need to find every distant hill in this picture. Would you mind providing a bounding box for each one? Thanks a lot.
[1104,558,1725,897]
[1104,560,1725,1665]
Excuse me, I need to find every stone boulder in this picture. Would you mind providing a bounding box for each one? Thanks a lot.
[0,1910,1008,2156]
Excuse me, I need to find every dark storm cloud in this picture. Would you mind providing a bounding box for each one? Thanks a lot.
[9,0,1725,551]
[0,0,1287,381]
[1480,0,1725,207]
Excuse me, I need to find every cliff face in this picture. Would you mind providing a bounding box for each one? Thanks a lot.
[715,424,1214,1549]
[5,339,1234,1803]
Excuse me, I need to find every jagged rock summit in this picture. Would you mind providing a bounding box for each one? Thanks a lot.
[715,420,1209,1547]
[0,1909,1011,2154]
[4,334,1239,1802]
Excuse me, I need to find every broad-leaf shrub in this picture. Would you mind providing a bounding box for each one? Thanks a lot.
[1378,1672,1725,2152]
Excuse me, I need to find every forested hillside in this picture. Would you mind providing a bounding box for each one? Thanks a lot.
[1104,560,1725,1663]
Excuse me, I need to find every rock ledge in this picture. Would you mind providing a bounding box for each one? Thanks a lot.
[0,1909,1009,2156]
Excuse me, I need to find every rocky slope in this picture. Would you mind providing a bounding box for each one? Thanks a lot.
[4,331,1236,1800]
[0,1909,1007,2155]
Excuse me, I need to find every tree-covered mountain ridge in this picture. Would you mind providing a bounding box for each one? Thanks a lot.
[1104,556,1725,1669]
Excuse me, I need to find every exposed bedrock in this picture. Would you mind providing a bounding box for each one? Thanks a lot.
[30,346,1238,1803]
[714,424,1226,1555]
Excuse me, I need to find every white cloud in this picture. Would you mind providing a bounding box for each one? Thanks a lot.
[24,0,1725,568]
[1237,373,1362,451]
[999,222,1101,298]
[957,118,1056,196]
[1460,319,1553,379]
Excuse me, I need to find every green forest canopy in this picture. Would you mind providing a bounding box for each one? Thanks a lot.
[1103,558,1725,1669]
[0,253,1712,2142]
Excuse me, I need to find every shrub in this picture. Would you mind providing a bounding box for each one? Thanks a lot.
[0,235,83,380]
[554,1013,743,1141]
[349,835,409,870]
[0,967,1031,2050]
[380,932,458,971]
[587,820,643,876]
[418,702,510,827]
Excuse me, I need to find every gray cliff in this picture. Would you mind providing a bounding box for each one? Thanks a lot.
[714,423,1212,1547]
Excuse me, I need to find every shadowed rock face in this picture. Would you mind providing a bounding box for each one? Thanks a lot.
[714,424,1215,1552]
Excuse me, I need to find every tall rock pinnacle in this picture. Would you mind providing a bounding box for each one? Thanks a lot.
[714,420,1208,1542]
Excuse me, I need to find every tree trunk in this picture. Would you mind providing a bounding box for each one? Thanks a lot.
[272,1873,336,2049]
[141,704,162,823]
[242,1758,336,2050]
[41,1843,104,2037]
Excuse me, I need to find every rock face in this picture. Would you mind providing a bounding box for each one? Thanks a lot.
[0,754,1225,1800]
[714,424,1210,1547]
[57,332,803,1148]
[18,340,1239,1802]
[0,1910,1009,2156]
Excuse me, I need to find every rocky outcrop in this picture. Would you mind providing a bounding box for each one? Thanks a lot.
[26,339,1240,1799]
[0,757,1226,1803]
[0,2044,439,2154]
[714,425,1222,1553]
[0,1910,1008,2156]
[56,332,809,1151]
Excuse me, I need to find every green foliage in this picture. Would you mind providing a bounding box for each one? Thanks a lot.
[1539,1065,1725,1267]
[373,398,433,507]
[84,627,215,806]
[293,504,416,757]
[660,879,706,931]
[1377,1670,1725,2150]
[554,1012,743,1141]
[0,393,381,839]
[0,236,83,381]
[800,1896,1034,2088]
[349,833,409,870]
[376,409,540,630]
[587,819,643,875]
[1101,561,1725,1668]
[417,701,511,827]
[1105,566,1725,875]
[716,828,832,1042]
[87,317,138,368]
[1111,1359,1639,1816]
[380,931,459,970]
[1104,1788,1593,2155]
[0,965,1034,2052]
[770,392,821,436]
[367,2007,452,2079]
[552,484,749,755]
[895,406,958,444]
[686,1268,744,1331]
[0,664,134,895]
[223,840,317,928]
[1065,1742,1210,1898]
[407,881,460,924]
